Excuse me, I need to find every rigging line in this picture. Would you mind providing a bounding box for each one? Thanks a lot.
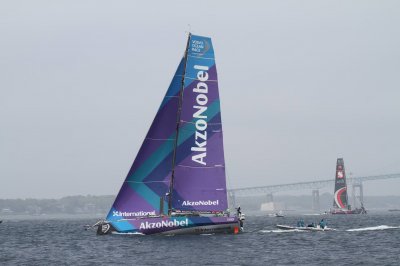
[177,128,223,134]
[125,180,169,184]
[145,137,175,141]
[184,76,218,82]
[177,164,225,169]
[179,120,222,125]
[225,153,235,209]
[186,24,191,35]
[187,55,214,60]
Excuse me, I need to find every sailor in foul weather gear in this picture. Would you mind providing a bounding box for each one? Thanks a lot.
[297,219,305,227]
[235,206,244,230]
[319,219,326,229]
[236,206,241,216]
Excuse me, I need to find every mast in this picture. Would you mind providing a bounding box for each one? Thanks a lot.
[168,33,191,215]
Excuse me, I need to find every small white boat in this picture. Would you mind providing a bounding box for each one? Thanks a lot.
[276,224,335,231]
[268,211,284,217]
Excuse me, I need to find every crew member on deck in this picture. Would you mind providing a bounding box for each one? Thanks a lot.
[236,205,241,216]
[319,219,326,229]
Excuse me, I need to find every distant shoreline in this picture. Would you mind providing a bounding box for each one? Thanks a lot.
[2,195,400,217]
[0,213,102,220]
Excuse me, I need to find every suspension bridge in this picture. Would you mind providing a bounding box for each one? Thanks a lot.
[227,173,400,211]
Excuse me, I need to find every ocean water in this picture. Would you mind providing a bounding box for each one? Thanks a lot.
[1,212,399,265]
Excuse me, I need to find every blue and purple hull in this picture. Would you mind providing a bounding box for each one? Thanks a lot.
[97,216,242,235]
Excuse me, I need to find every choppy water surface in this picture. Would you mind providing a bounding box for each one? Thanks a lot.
[1,212,399,265]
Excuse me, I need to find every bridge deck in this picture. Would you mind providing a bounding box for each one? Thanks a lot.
[228,173,400,197]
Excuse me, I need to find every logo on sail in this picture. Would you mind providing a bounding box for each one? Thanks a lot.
[334,187,347,209]
[113,210,156,217]
[182,200,219,206]
[191,64,209,166]
[337,171,344,178]
[191,39,210,56]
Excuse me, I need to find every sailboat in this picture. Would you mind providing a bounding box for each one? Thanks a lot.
[330,158,367,215]
[95,33,244,235]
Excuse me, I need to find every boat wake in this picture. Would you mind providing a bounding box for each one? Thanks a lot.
[346,225,400,232]
[260,229,307,233]
[111,232,145,236]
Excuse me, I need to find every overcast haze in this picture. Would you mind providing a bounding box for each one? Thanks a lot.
[1,1,400,198]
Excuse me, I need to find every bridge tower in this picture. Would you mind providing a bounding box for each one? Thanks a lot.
[260,193,275,211]
[266,193,274,203]
[352,182,364,208]
[312,190,320,211]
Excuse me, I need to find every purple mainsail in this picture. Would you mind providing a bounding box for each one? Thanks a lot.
[171,35,228,212]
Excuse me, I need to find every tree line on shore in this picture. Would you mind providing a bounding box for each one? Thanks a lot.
[0,195,114,215]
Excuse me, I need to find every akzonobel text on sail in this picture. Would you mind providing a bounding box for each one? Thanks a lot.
[191,64,209,166]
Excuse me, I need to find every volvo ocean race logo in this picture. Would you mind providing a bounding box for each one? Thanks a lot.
[182,200,219,206]
[101,223,110,234]
[191,39,210,56]
[113,210,156,217]
[191,64,209,165]
[139,219,189,230]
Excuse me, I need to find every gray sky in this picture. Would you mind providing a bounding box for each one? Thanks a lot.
[1,1,400,198]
